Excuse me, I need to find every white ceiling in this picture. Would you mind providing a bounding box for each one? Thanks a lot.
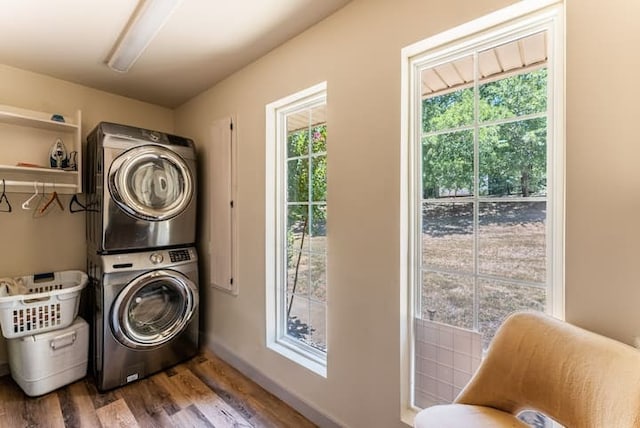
[0,0,351,108]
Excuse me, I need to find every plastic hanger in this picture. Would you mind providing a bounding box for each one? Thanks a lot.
[69,194,98,213]
[0,179,11,213]
[21,181,39,210]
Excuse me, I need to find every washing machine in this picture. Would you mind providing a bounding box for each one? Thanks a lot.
[86,122,197,254]
[89,246,199,391]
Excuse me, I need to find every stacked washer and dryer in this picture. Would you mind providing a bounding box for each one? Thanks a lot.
[85,122,199,391]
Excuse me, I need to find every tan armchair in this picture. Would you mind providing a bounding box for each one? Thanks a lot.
[414,311,640,428]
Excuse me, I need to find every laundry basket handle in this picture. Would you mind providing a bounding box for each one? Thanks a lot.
[33,272,55,283]
[50,331,77,350]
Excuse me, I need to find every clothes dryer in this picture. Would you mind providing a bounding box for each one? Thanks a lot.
[86,122,197,254]
[88,246,199,391]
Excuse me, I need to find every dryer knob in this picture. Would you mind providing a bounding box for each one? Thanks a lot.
[150,253,164,264]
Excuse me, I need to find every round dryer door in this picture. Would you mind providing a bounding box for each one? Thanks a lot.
[111,269,198,349]
[109,145,193,221]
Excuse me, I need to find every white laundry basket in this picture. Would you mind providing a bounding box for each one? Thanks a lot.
[0,270,87,339]
[7,317,88,396]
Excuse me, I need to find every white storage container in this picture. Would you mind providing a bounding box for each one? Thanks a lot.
[0,270,87,339]
[7,317,88,396]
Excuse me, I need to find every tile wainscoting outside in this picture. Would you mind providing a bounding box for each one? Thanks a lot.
[414,318,483,408]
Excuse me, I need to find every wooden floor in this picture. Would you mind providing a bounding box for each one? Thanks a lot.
[0,351,316,428]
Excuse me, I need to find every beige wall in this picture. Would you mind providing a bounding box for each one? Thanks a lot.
[0,64,174,364]
[565,0,640,343]
[174,0,514,426]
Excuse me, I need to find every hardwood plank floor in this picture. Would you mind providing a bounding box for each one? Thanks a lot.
[0,351,316,428]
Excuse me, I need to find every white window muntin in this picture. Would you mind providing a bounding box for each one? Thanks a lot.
[266,82,328,377]
[414,24,557,322]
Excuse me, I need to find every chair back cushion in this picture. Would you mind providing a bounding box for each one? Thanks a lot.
[455,311,640,427]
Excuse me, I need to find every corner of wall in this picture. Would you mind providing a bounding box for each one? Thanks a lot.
[202,333,345,428]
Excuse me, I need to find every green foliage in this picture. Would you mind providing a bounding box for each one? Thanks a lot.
[287,124,327,237]
[422,68,548,198]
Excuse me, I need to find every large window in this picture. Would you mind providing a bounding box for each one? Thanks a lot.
[266,82,328,376]
[401,1,564,422]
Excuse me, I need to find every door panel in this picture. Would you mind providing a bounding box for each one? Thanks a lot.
[109,146,193,221]
[111,270,197,349]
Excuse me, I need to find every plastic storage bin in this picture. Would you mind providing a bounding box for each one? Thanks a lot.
[0,270,87,338]
[7,317,88,396]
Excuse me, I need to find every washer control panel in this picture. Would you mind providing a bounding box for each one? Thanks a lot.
[102,247,197,273]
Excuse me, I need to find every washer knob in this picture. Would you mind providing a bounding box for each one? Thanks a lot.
[149,253,163,264]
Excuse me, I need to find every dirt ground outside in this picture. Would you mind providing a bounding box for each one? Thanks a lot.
[287,234,327,351]
[421,201,547,348]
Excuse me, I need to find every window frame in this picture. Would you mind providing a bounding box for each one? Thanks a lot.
[266,81,328,377]
[400,0,564,422]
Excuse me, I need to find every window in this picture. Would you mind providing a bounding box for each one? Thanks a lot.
[266,82,328,376]
[400,0,564,422]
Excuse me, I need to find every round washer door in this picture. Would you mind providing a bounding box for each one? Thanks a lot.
[108,145,193,221]
[111,269,198,349]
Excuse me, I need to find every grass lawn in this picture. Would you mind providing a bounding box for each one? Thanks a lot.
[421,201,546,348]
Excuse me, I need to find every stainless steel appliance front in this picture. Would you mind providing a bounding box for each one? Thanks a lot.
[86,122,197,254]
[90,246,199,391]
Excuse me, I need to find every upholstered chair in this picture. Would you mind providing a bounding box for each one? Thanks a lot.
[414,311,640,428]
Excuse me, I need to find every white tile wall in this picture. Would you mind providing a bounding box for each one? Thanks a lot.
[413,318,555,428]
[414,318,483,408]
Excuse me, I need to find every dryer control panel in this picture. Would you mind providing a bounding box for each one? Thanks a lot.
[169,249,191,263]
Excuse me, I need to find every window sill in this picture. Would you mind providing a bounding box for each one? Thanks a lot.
[267,341,327,378]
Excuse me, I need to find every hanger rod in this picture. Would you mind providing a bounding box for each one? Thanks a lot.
[1,180,78,194]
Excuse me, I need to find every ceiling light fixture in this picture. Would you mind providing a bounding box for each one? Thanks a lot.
[106,0,183,73]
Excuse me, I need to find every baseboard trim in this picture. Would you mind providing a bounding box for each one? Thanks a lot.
[204,336,344,428]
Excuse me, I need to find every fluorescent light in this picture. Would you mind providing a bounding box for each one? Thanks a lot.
[107,0,183,73]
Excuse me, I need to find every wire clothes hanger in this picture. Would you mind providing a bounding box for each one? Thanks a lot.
[0,179,11,213]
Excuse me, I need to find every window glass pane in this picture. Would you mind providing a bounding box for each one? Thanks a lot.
[309,204,326,253]
[422,202,474,273]
[309,300,327,351]
[287,116,310,158]
[287,294,312,342]
[310,252,326,303]
[480,68,547,122]
[422,87,474,134]
[421,54,474,133]
[287,158,309,202]
[311,155,327,201]
[311,125,326,153]
[478,201,546,283]
[287,204,308,254]
[309,204,327,304]
[478,279,545,348]
[479,117,547,197]
[478,31,548,123]
[287,251,309,297]
[421,271,473,330]
[422,130,474,199]
[311,120,327,153]
[310,104,326,135]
